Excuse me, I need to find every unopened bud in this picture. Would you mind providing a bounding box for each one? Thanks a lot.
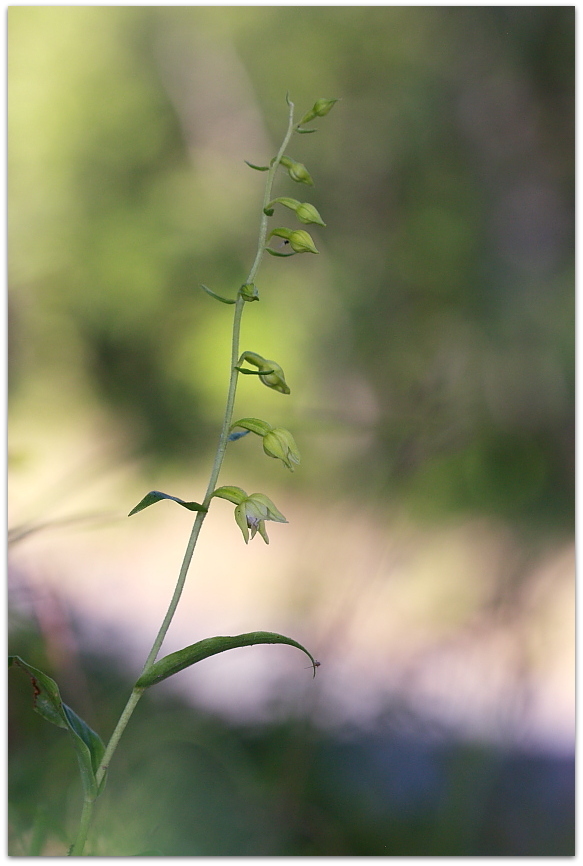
[295,202,326,226]
[268,228,319,254]
[238,351,291,394]
[280,156,314,186]
[287,230,319,254]
[239,282,259,302]
[267,198,325,227]
[298,98,339,126]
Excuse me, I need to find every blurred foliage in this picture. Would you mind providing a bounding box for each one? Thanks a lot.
[8,6,574,530]
[9,625,574,855]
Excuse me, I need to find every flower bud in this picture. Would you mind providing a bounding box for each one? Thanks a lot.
[298,98,338,126]
[267,198,326,227]
[259,360,291,393]
[239,282,259,302]
[295,202,326,227]
[238,351,291,394]
[287,230,319,254]
[268,228,318,255]
[263,428,301,471]
[280,156,314,186]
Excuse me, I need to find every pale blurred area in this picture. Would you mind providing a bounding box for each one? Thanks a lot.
[8,6,574,856]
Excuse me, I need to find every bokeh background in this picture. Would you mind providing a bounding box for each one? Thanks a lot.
[8,6,574,856]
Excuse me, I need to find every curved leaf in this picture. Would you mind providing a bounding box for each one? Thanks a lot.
[201,284,236,304]
[265,248,296,258]
[9,656,105,797]
[136,631,318,688]
[234,366,275,376]
[128,491,207,517]
[244,161,269,171]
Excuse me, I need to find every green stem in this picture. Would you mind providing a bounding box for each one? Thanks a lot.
[69,797,94,856]
[70,97,297,855]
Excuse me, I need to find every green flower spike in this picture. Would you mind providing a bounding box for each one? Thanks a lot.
[268,228,319,254]
[237,351,291,394]
[280,156,314,186]
[212,486,287,544]
[262,428,301,471]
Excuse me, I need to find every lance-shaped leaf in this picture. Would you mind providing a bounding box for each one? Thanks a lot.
[9,656,105,798]
[265,247,296,258]
[244,161,269,171]
[228,429,251,442]
[136,631,319,688]
[201,284,236,305]
[128,491,207,517]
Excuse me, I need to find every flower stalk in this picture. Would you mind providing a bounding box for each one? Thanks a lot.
[18,92,337,855]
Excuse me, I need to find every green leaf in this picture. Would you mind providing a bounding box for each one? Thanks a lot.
[265,248,296,258]
[136,631,318,688]
[201,284,236,304]
[9,656,105,798]
[295,127,317,134]
[230,417,272,437]
[128,491,207,517]
[244,161,269,171]
[211,485,247,505]
[235,366,276,375]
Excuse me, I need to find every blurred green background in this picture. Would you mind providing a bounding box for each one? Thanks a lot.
[8,6,574,856]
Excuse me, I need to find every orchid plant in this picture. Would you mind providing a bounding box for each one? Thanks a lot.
[9,93,337,855]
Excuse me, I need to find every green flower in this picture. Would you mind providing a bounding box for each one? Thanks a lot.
[268,227,319,254]
[262,428,301,471]
[280,156,314,186]
[231,418,301,472]
[213,487,287,544]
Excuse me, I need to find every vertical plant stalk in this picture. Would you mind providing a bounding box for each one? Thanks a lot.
[70,98,298,856]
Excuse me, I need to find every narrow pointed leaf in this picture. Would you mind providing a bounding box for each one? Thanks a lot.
[244,161,269,171]
[265,248,296,257]
[295,127,317,134]
[128,491,207,517]
[201,284,236,305]
[228,429,251,442]
[235,366,276,375]
[9,656,105,797]
[136,631,318,688]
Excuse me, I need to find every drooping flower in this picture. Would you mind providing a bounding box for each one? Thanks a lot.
[212,487,288,544]
[262,427,301,472]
